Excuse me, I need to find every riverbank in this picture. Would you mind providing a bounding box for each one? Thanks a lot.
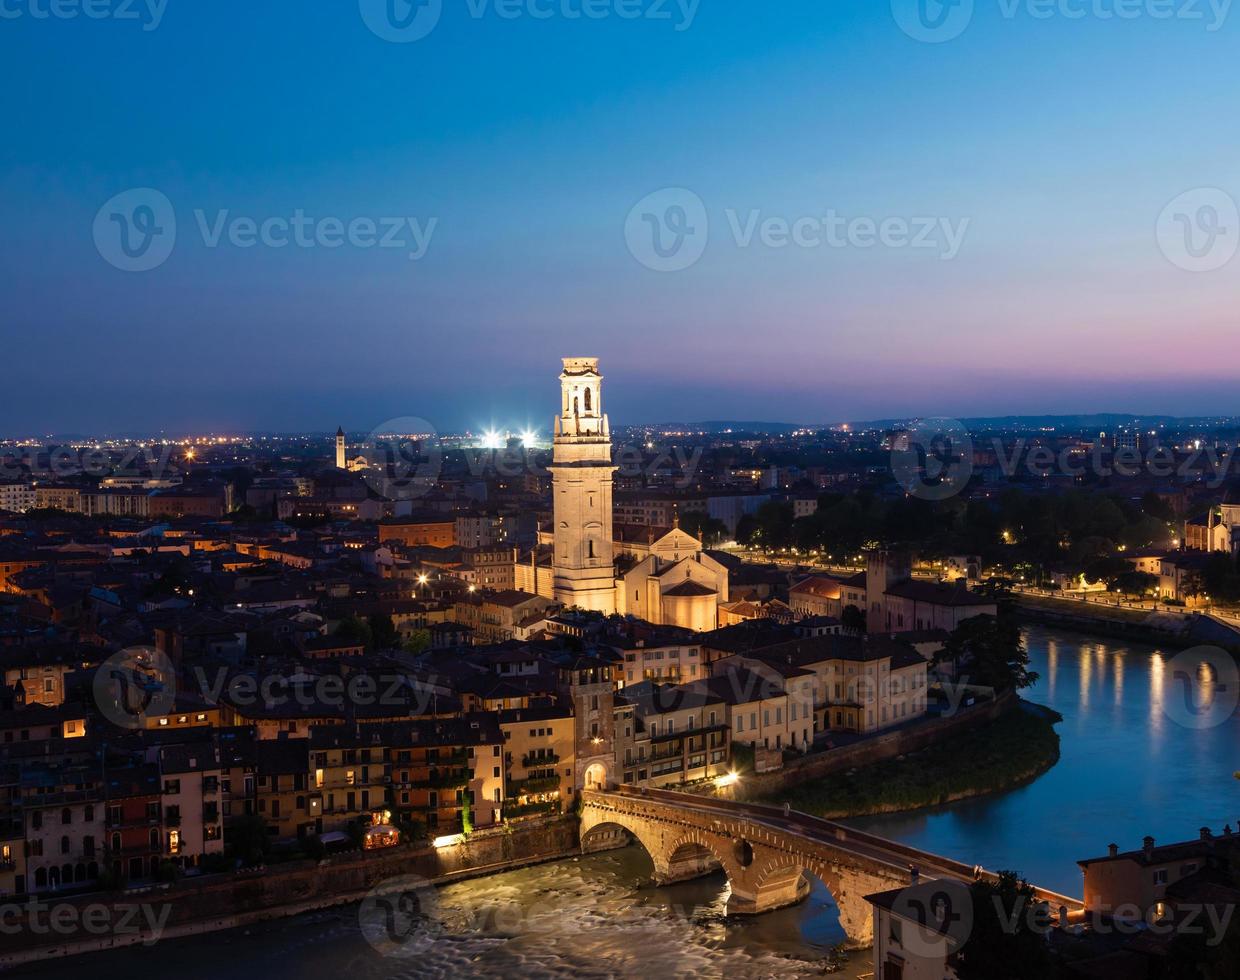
[756,701,1062,819]
[0,815,579,969]
[1012,592,1240,653]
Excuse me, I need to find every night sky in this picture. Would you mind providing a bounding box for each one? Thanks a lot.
[3,1,1238,436]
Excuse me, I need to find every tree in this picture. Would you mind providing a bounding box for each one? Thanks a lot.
[938,614,1038,692]
[679,511,729,546]
[748,500,795,550]
[736,514,760,547]
[367,613,400,651]
[954,872,1054,980]
[226,814,272,866]
[1112,570,1158,598]
[335,615,373,649]
[1202,552,1240,604]
[1082,556,1132,588]
[402,628,432,655]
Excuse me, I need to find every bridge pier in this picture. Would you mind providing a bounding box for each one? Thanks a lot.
[727,869,811,916]
[578,788,964,950]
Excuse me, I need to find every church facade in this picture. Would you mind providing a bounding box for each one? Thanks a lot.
[515,357,728,631]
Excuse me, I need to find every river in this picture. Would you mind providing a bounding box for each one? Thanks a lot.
[850,623,1240,896]
[11,626,1237,978]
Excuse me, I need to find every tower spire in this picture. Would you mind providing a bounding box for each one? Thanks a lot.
[551,357,617,614]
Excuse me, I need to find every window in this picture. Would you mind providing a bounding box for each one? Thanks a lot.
[1153,869,1168,885]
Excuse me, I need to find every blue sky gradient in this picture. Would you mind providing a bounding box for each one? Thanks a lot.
[2,1,1238,435]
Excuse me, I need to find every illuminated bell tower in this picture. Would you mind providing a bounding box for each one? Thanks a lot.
[551,357,616,613]
[335,427,346,470]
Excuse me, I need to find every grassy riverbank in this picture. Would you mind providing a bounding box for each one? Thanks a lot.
[758,701,1062,818]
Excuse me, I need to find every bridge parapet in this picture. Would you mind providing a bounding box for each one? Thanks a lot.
[579,787,1082,947]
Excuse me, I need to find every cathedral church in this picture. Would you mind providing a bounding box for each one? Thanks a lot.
[514,357,729,631]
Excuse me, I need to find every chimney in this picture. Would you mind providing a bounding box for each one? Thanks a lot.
[1058,905,1069,929]
[909,864,920,885]
[1143,836,1155,856]
[1200,827,1213,841]
[1108,843,1119,857]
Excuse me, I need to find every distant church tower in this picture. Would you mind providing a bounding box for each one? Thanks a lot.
[551,358,616,613]
[335,427,346,470]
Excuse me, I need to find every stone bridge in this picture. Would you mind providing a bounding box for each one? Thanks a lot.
[580,786,1082,947]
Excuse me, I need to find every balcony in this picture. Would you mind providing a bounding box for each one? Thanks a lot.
[410,770,471,791]
[521,752,560,768]
[0,860,16,872]
[509,775,559,794]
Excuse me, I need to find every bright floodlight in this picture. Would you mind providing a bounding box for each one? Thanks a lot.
[521,429,538,446]
[482,429,503,450]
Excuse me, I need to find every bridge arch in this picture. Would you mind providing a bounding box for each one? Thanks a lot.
[662,830,733,886]
[579,808,740,892]
[580,787,1083,949]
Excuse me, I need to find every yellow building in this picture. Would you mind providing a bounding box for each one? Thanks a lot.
[614,680,731,788]
[255,738,313,840]
[498,704,575,818]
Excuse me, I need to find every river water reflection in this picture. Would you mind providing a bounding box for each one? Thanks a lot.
[851,624,1240,895]
[14,626,1237,978]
